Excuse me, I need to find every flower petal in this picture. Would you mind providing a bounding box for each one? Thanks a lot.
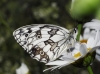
[43,60,75,72]
[83,28,90,39]
[89,46,100,53]
[60,56,75,61]
[96,36,100,46]
[83,19,100,30]
[92,19,100,22]
[94,30,100,46]
[95,54,100,61]
[16,63,29,74]
[84,22,100,29]
[60,52,75,61]
[43,65,60,72]
[96,48,100,55]
[84,28,90,33]
[87,37,95,48]
[79,43,87,57]
[46,60,74,66]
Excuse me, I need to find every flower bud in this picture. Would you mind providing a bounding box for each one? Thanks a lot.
[70,0,100,23]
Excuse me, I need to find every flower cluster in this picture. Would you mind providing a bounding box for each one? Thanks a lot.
[83,19,100,61]
[44,19,100,71]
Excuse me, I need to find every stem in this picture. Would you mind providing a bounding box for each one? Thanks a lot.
[76,24,82,41]
[87,66,93,74]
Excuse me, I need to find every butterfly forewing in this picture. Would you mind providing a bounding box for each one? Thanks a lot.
[13,24,74,63]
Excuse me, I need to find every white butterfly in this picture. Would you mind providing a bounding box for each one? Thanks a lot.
[13,24,77,71]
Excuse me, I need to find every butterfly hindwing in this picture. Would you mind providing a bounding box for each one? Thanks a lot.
[13,24,74,63]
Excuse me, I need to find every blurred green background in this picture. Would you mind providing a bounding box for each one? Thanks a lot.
[0,0,100,74]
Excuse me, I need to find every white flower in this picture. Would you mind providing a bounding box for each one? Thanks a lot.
[82,27,96,40]
[43,19,100,72]
[84,19,100,30]
[44,35,100,71]
[16,63,29,74]
[83,19,100,61]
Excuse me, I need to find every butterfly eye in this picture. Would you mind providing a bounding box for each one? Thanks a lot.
[40,51,44,55]
[74,28,77,33]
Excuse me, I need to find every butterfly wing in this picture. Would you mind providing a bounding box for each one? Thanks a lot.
[13,24,74,63]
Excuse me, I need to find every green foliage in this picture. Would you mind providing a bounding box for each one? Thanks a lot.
[0,0,75,74]
[70,0,100,23]
[0,0,100,74]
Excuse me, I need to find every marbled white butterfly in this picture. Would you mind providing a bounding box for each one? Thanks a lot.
[13,24,77,71]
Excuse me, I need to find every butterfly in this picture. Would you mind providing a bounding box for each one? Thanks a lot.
[13,24,77,71]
